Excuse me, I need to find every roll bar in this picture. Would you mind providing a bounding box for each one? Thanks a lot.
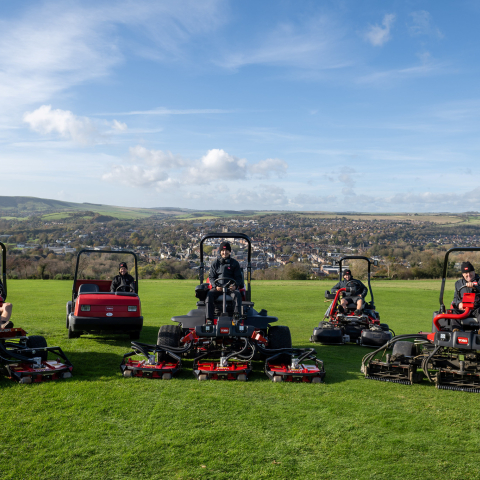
[438,247,480,313]
[72,249,139,301]
[0,242,6,300]
[337,256,376,306]
[199,233,252,302]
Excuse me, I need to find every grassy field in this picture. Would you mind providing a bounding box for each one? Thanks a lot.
[1,279,479,480]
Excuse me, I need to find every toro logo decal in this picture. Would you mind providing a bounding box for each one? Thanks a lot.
[457,337,469,345]
[106,313,113,317]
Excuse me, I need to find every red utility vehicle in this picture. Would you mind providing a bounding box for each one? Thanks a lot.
[66,249,143,339]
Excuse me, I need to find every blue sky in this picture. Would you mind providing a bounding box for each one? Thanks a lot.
[1,0,479,212]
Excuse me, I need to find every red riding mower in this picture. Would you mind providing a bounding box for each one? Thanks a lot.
[66,249,143,340]
[362,247,480,392]
[0,242,73,384]
[311,256,393,347]
[121,233,325,383]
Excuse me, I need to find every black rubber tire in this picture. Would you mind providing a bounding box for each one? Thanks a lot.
[25,335,48,362]
[268,326,292,349]
[68,325,81,339]
[157,325,182,348]
[157,325,182,360]
[66,302,72,329]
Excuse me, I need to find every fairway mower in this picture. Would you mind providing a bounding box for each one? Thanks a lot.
[362,247,480,392]
[66,249,143,339]
[0,242,73,384]
[311,256,393,347]
[145,233,325,383]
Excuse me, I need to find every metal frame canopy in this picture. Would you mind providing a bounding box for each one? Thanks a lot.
[72,249,139,302]
[439,247,480,313]
[199,233,252,302]
[337,255,376,306]
[0,241,6,300]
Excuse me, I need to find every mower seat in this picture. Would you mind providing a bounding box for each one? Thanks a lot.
[78,284,100,294]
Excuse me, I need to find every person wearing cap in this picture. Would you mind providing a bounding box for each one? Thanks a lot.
[331,269,368,315]
[110,262,136,292]
[206,241,244,321]
[0,278,13,330]
[452,261,480,314]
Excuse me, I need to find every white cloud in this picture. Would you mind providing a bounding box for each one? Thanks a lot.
[129,145,185,168]
[103,146,288,191]
[23,105,127,145]
[364,14,395,47]
[408,11,443,38]
[249,158,288,178]
[23,105,101,145]
[112,120,127,132]
[188,149,248,184]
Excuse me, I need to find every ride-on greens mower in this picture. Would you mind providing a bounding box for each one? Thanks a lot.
[362,247,480,392]
[66,249,143,339]
[0,242,73,384]
[311,256,393,347]
[122,233,325,382]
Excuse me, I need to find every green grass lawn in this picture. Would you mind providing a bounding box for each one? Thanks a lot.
[1,279,479,480]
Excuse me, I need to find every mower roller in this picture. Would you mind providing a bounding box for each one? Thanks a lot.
[0,242,73,384]
[311,256,393,347]
[148,233,325,383]
[362,247,480,392]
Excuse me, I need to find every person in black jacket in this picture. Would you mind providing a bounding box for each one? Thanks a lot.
[0,278,13,329]
[206,241,243,321]
[110,262,136,292]
[452,261,480,318]
[331,269,368,315]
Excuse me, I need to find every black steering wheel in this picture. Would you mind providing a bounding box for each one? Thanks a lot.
[345,280,361,295]
[115,285,135,293]
[214,276,236,290]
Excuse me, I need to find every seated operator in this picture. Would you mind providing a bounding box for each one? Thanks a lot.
[110,262,136,292]
[331,269,368,316]
[206,241,244,322]
[0,277,13,329]
[452,261,480,320]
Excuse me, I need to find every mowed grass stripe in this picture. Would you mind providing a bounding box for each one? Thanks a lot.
[0,279,479,480]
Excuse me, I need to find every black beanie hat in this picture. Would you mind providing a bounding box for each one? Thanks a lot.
[343,269,352,276]
[219,241,231,252]
[119,262,128,270]
[461,261,474,273]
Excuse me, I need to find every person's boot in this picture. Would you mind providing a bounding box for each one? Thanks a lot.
[354,309,363,316]
[338,305,345,314]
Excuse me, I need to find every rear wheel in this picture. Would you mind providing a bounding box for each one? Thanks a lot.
[25,335,48,362]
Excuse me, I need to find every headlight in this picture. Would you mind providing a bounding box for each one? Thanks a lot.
[128,306,137,312]
[80,305,91,312]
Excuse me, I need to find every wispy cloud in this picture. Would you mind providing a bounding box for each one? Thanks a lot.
[408,10,443,38]
[363,14,395,47]
[0,1,226,121]
[218,15,352,71]
[100,107,232,116]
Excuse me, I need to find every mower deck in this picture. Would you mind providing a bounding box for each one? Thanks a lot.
[121,341,182,379]
[0,328,73,384]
